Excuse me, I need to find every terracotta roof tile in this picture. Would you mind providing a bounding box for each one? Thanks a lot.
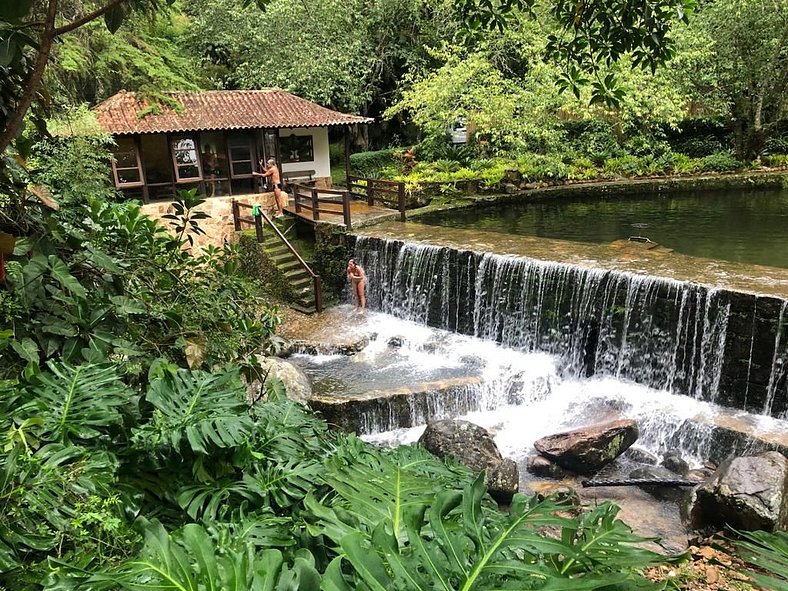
[94,89,373,135]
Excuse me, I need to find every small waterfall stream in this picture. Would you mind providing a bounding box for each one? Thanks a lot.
[354,236,787,417]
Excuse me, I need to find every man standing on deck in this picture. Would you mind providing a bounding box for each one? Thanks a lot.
[253,158,286,217]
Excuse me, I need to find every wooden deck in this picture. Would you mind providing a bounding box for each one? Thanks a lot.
[284,197,399,227]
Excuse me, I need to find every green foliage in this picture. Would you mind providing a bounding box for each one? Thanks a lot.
[735,530,788,589]
[349,148,399,177]
[108,519,321,591]
[2,152,278,381]
[698,152,743,173]
[318,468,664,590]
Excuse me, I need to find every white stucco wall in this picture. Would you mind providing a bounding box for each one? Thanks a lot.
[278,127,330,179]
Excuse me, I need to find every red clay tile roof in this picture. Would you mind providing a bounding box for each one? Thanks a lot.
[94,89,373,135]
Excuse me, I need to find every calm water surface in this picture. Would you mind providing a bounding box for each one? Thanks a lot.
[417,188,788,268]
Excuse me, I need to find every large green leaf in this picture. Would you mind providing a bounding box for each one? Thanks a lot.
[317,455,664,591]
[735,529,788,589]
[109,520,319,590]
[135,368,253,455]
[16,362,131,443]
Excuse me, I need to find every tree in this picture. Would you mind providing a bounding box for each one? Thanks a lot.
[671,0,788,159]
[456,0,697,106]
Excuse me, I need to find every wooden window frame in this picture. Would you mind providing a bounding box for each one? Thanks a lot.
[227,132,254,178]
[170,135,203,183]
[112,136,144,188]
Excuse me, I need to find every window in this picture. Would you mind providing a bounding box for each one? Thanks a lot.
[171,136,202,181]
[112,137,143,186]
[141,134,174,185]
[228,133,254,177]
[280,134,313,163]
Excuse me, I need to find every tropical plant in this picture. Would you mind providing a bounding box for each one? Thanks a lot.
[735,529,788,590]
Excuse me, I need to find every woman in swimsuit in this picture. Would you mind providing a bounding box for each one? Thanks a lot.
[346,258,366,314]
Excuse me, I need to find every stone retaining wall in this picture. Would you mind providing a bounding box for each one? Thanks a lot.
[141,192,285,250]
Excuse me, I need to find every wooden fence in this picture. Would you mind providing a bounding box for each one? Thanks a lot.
[291,184,353,230]
[348,175,406,222]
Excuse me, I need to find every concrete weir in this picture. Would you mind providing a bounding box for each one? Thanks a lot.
[350,223,788,419]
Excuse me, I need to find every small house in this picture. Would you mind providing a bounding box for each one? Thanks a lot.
[94,89,373,202]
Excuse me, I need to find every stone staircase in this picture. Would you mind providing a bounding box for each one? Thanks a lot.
[263,220,318,314]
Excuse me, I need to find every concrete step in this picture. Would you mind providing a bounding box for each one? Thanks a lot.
[291,302,317,315]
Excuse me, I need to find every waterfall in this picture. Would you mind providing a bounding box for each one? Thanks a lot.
[354,236,787,416]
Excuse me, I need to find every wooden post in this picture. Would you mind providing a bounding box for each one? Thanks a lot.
[232,199,241,231]
[314,275,323,313]
[366,180,373,206]
[294,185,302,213]
[343,190,352,230]
[344,126,352,190]
[254,208,264,243]
[397,182,406,222]
[311,187,320,221]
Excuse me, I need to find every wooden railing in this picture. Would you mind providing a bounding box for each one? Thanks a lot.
[348,175,406,222]
[291,183,352,230]
[231,200,323,313]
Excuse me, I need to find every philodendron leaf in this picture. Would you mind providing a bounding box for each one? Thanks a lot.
[48,255,87,298]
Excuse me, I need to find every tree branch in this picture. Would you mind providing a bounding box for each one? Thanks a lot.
[0,0,58,155]
[52,0,127,37]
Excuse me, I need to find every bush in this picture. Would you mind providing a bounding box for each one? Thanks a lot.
[765,154,788,167]
[349,148,398,177]
[698,152,744,172]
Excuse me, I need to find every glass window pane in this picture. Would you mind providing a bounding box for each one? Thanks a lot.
[142,134,174,184]
[201,132,229,179]
[232,161,252,175]
[117,169,141,184]
[177,164,200,179]
[116,150,137,168]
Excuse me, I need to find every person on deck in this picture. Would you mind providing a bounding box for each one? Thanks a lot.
[253,158,286,217]
[346,259,366,314]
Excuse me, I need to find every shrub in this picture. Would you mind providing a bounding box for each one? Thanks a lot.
[698,152,744,172]
[603,154,646,177]
[765,154,788,167]
[349,148,398,177]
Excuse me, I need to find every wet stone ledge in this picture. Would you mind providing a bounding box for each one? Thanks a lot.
[309,377,484,435]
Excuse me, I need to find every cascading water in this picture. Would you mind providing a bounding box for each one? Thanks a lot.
[354,236,742,406]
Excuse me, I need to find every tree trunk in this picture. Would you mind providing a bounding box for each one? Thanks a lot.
[0,0,59,156]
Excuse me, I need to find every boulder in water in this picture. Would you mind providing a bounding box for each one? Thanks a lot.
[533,419,639,475]
[624,446,659,465]
[248,356,312,405]
[691,451,788,532]
[419,419,518,503]
[661,449,690,476]
[527,454,568,479]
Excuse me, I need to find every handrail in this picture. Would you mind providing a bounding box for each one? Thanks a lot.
[292,183,352,230]
[232,200,323,312]
[347,175,406,222]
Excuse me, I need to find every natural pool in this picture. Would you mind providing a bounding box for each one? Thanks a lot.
[416,188,788,269]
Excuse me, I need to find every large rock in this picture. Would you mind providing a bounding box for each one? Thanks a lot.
[248,356,312,405]
[692,451,788,531]
[419,419,518,503]
[533,419,639,475]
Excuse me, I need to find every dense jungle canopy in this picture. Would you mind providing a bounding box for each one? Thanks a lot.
[1,0,788,589]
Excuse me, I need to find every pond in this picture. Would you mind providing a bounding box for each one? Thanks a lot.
[416,187,788,269]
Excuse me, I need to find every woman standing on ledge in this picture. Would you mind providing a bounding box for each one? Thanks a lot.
[346,259,366,314]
